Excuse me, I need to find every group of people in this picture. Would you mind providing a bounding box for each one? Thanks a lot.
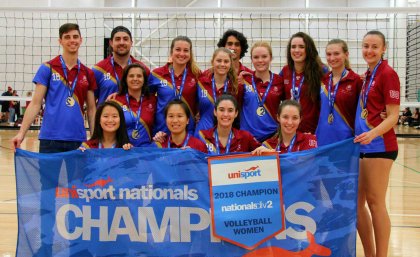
[11,23,400,257]
[399,106,419,127]
[1,86,20,124]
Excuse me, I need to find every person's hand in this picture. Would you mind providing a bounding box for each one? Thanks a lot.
[11,133,24,152]
[78,146,86,152]
[122,143,133,150]
[380,111,387,120]
[106,92,118,101]
[238,71,252,85]
[354,131,378,145]
[153,131,167,143]
[251,146,275,156]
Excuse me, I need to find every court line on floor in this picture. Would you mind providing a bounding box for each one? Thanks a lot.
[394,161,420,174]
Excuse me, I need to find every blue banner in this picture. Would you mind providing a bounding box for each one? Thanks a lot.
[15,138,359,257]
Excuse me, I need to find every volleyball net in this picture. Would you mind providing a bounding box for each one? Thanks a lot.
[0,7,419,106]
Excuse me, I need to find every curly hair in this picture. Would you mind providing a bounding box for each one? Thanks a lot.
[217,29,249,59]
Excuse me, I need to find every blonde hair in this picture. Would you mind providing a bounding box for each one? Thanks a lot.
[170,36,201,78]
[210,47,238,95]
[250,41,273,58]
[326,39,351,69]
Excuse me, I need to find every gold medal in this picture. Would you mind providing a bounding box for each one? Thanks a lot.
[256,106,265,117]
[131,130,139,139]
[66,96,75,107]
[328,113,334,124]
[361,108,368,119]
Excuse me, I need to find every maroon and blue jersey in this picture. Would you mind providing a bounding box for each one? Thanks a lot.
[148,63,199,135]
[33,55,96,142]
[153,133,207,153]
[240,71,284,141]
[316,69,362,146]
[355,60,400,153]
[93,55,150,105]
[113,94,156,147]
[198,127,261,155]
[195,72,242,137]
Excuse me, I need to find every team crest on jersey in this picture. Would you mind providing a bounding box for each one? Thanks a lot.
[273,86,278,91]
[346,85,352,91]
[245,85,253,92]
[284,79,289,84]
[191,78,196,84]
[389,90,399,99]
[146,103,154,111]
[122,105,128,111]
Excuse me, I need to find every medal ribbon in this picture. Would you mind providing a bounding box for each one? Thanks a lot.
[170,67,188,99]
[292,70,305,101]
[211,75,229,102]
[362,60,382,109]
[111,56,132,86]
[214,129,233,154]
[126,93,143,134]
[59,55,80,99]
[276,134,296,153]
[168,134,190,148]
[251,72,274,108]
[328,69,347,116]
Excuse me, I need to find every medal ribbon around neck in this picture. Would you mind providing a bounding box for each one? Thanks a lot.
[170,67,188,100]
[251,72,274,110]
[126,93,143,137]
[59,55,80,100]
[362,60,382,110]
[292,70,305,101]
[168,134,190,148]
[214,129,233,155]
[211,75,229,103]
[328,69,347,118]
[111,56,132,86]
[276,134,296,153]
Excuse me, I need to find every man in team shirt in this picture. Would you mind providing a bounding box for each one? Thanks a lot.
[93,26,150,105]
[217,29,252,74]
[12,23,96,153]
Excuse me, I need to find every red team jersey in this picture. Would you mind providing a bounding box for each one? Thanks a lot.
[281,65,320,134]
[93,55,150,104]
[114,94,157,146]
[355,60,400,152]
[198,127,261,154]
[155,134,208,153]
[243,71,284,120]
[148,63,199,134]
[262,131,318,154]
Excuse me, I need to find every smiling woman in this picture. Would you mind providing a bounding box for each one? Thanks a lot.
[240,41,284,142]
[199,93,261,155]
[147,36,201,136]
[195,47,239,137]
[112,63,157,147]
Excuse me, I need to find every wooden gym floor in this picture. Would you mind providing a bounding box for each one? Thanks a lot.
[0,127,419,257]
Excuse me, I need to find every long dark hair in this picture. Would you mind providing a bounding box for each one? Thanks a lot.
[287,32,324,103]
[275,100,302,143]
[90,101,129,148]
[118,63,150,97]
[213,93,240,129]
